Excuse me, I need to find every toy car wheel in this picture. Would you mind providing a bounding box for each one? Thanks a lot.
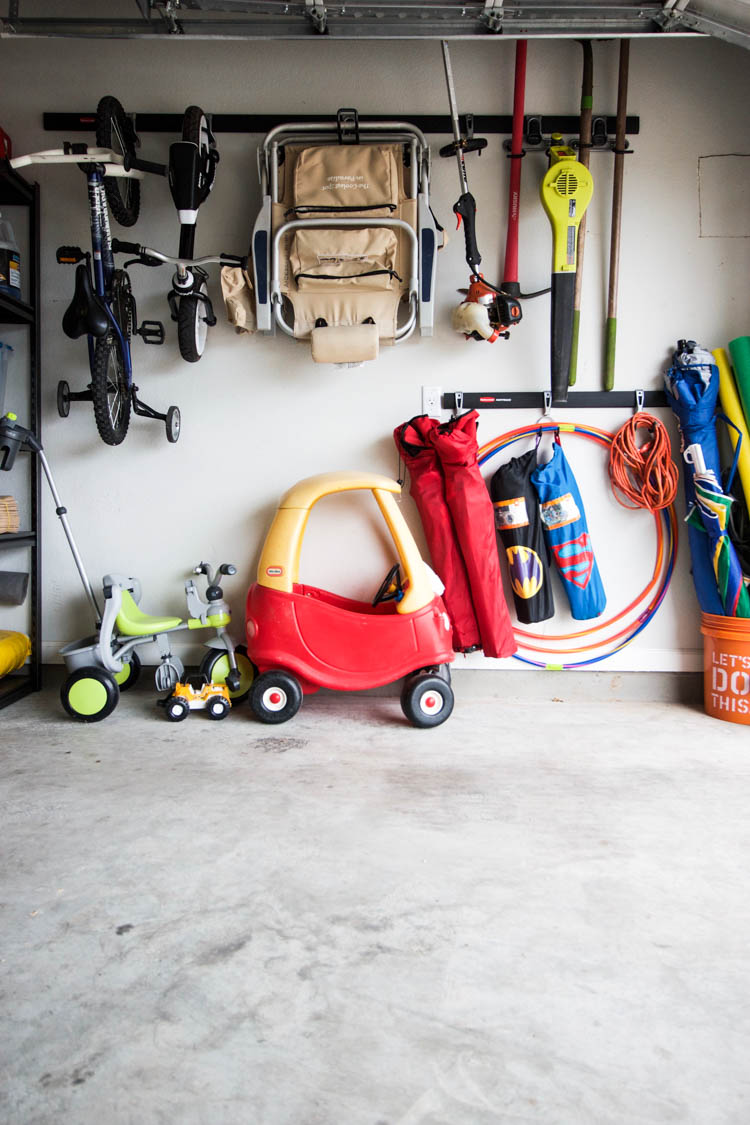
[114,650,141,692]
[57,380,71,418]
[400,674,454,729]
[207,696,230,720]
[200,644,257,703]
[61,666,119,723]
[165,696,190,722]
[250,670,302,725]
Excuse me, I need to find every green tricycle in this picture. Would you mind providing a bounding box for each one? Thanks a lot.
[0,412,255,722]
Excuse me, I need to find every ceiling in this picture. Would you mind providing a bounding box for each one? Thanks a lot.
[2,0,750,44]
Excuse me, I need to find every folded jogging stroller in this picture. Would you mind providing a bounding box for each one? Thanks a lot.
[226,110,441,365]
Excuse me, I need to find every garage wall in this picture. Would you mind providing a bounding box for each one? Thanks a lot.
[1,33,749,672]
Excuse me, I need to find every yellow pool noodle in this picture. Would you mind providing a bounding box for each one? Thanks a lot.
[712,346,750,503]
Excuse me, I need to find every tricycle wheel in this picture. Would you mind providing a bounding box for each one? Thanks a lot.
[250,670,302,725]
[400,673,454,729]
[165,696,189,722]
[114,650,141,692]
[61,666,119,723]
[200,644,256,703]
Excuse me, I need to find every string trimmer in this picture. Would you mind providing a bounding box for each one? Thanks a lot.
[440,41,521,344]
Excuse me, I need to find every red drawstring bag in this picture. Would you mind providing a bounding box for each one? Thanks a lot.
[429,411,517,659]
[394,416,481,652]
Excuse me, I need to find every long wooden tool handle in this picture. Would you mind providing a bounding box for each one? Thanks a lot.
[605,38,630,391]
[569,39,593,387]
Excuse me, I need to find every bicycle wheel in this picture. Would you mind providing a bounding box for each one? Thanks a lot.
[182,105,217,203]
[177,286,209,363]
[95,95,141,227]
[92,329,131,446]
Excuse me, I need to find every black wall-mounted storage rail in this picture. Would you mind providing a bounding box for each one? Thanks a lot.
[43,112,639,138]
[443,390,668,412]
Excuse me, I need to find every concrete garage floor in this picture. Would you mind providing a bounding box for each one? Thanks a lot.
[2,673,750,1125]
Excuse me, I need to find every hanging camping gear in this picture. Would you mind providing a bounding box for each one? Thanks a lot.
[478,421,678,668]
[685,443,750,618]
[394,416,482,652]
[664,339,724,616]
[490,450,555,625]
[540,136,593,401]
[530,436,606,620]
[440,42,521,344]
[604,39,630,391]
[569,39,594,387]
[429,411,517,659]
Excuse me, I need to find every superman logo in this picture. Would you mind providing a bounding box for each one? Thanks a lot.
[552,533,594,589]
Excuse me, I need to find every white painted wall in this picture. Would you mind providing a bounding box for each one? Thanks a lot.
[2,33,749,673]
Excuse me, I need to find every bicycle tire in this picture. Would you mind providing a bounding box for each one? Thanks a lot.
[92,331,131,446]
[177,289,208,363]
[181,105,217,204]
[95,95,141,227]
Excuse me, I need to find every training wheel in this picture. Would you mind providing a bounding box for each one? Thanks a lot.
[57,380,71,418]
[166,405,181,444]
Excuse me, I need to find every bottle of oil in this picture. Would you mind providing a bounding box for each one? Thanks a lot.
[0,212,21,299]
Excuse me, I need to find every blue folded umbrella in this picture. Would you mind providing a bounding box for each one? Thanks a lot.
[664,340,723,615]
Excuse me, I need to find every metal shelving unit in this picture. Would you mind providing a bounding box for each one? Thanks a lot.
[0,160,41,709]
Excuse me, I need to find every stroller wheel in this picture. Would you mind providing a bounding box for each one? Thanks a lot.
[61,666,119,723]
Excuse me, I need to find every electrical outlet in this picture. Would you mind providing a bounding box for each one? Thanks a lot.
[421,386,442,417]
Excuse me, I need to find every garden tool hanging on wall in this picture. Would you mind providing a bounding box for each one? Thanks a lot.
[604,39,630,391]
[569,40,594,388]
[439,41,521,344]
[541,136,593,401]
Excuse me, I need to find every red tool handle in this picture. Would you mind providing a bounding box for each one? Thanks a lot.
[502,40,527,289]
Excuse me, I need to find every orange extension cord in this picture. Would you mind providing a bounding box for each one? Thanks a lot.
[608,412,679,511]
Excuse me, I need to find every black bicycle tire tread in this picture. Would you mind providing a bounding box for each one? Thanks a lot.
[181,105,206,145]
[176,295,203,363]
[95,95,141,228]
[92,334,131,446]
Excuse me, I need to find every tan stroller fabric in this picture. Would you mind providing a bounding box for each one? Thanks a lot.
[220,266,256,333]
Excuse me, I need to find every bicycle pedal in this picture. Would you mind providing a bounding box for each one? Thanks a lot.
[138,320,165,345]
[56,245,86,264]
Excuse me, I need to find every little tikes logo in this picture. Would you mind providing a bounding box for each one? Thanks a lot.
[266,566,284,577]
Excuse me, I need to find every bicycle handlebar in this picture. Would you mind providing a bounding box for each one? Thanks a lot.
[111,238,244,270]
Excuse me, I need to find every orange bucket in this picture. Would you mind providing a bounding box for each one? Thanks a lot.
[701,611,750,724]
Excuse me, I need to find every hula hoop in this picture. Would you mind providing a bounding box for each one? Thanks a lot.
[478,421,679,669]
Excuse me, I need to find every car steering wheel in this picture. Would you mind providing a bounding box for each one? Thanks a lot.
[372,563,403,607]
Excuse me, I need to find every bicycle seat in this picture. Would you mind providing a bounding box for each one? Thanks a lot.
[62,264,110,340]
[116,589,183,636]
